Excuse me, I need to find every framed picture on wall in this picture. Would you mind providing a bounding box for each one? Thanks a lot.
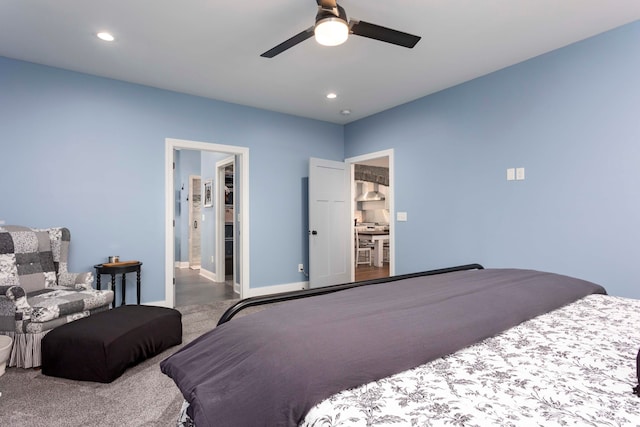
[203,180,213,207]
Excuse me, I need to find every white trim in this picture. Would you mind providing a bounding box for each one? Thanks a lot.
[199,267,218,282]
[345,149,395,281]
[246,281,309,298]
[165,138,250,308]
[174,261,189,269]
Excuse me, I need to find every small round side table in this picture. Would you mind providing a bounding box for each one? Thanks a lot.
[94,261,143,308]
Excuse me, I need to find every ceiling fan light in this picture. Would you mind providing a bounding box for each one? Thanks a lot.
[314,18,349,46]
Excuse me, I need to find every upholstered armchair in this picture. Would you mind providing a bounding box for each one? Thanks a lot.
[0,225,114,368]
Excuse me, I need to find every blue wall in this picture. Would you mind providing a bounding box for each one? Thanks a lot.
[345,21,640,298]
[0,57,344,303]
[2,20,639,302]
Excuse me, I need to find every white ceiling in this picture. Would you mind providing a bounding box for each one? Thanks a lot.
[1,1,639,124]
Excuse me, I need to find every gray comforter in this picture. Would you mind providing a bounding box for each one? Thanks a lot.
[160,268,605,427]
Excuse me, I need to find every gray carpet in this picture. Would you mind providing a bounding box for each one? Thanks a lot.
[0,299,259,427]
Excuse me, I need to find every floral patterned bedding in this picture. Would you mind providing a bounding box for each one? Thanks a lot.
[301,294,640,426]
[178,294,640,426]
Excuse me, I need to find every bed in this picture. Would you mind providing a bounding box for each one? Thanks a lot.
[160,264,640,426]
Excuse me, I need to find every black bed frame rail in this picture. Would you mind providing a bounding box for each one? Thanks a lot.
[217,263,484,326]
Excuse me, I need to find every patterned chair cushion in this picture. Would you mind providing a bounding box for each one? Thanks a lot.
[7,285,113,333]
[29,288,112,323]
[0,226,57,293]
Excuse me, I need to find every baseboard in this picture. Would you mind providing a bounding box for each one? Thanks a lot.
[199,268,218,282]
[174,262,189,269]
[246,281,309,298]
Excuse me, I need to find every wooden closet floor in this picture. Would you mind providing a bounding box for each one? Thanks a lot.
[355,263,390,282]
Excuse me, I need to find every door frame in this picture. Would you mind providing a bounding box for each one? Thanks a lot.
[165,138,250,308]
[345,149,395,281]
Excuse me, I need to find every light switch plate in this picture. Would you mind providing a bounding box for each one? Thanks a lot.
[516,167,525,180]
[506,168,515,181]
[397,212,408,222]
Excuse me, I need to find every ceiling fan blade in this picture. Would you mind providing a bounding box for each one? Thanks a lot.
[260,27,315,58]
[350,20,421,48]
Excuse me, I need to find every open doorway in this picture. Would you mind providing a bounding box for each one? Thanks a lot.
[173,153,235,307]
[307,151,394,288]
[346,150,394,282]
[165,138,250,309]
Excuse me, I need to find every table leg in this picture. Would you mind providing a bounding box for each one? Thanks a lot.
[121,273,127,306]
[110,274,116,308]
[136,268,141,305]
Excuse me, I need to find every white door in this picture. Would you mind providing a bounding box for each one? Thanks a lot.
[309,158,350,288]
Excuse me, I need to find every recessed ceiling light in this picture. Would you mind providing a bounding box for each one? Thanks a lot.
[326,93,337,99]
[340,109,351,115]
[97,32,115,42]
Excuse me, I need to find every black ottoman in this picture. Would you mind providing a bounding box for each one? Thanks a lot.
[42,305,182,383]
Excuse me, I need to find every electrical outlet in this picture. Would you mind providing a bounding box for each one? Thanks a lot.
[211,256,214,262]
[298,264,304,273]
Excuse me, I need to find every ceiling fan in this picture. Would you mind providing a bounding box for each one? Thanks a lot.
[260,0,421,58]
